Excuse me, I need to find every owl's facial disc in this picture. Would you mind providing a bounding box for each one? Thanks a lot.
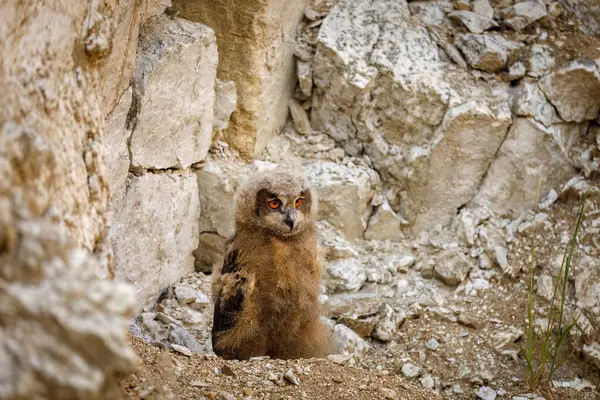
[256,189,309,236]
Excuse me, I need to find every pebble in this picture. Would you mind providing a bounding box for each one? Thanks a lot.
[476,386,497,400]
[401,363,422,378]
[380,387,397,399]
[284,369,301,385]
[425,338,440,351]
[420,375,435,389]
[170,343,192,356]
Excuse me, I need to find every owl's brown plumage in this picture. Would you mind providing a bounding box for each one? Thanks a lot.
[211,170,331,360]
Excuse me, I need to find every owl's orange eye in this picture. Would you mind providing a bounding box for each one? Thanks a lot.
[268,199,281,209]
[295,198,304,208]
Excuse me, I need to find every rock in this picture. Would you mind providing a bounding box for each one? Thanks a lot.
[325,293,380,319]
[449,10,499,33]
[325,258,368,292]
[514,80,560,127]
[508,61,527,80]
[501,0,547,31]
[479,224,512,275]
[380,387,398,399]
[284,369,301,385]
[421,375,436,389]
[171,0,306,158]
[171,343,193,356]
[582,342,600,368]
[472,118,582,217]
[104,88,133,214]
[489,326,524,354]
[574,255,600,332]
[289,98,313,135]
[130,15,217,170]
[304,161,378,239]
[455,34,523,72]
[213,80,238,133]
[372,304,399,342]
[365,201,404,242]
[476,386,497,400]
[405,101,512,232]
[455,0,472,10]
[434,249,473,286]
[112,172,200,309]
[331,323,370,363]
[297,59,313,97]
[426,338,440,351]
[472,0,494,19]
[401,363,422,378]
[174,286,211,310]
[536,275,555,301]
[538,59,600,123]
[552,377,597,391]
[170,325,204,354]
[409,1,454,27]
[99,1,166,115]
[547,2,563,18]
[527,44,555,78]
[558,0,600,35]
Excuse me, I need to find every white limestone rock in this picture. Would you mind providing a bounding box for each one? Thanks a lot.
[213,80,237,133]
[455,33,523,73]
[501,0,547,31]
[527,44,555,78]
[331,323,370,364]
[449,10,499,33]
[130,15,217,170]
[538,59,600,123]
[304,161,378,240]
[514,80,561,127]
[574,255,600,334]
[112,171,200,309]
[365,201,404,242]
[434,248,473,286]
[472,118,582,217]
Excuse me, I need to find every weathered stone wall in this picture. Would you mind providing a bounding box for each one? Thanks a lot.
[0,0,137,397]
[171,0,306,158]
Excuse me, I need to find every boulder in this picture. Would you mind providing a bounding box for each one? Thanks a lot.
[130,15,217,170]
[304,161,378,239]
[455,33,523,73]
[514,80,561,127]
[405,101,512,232]
[472,118,583,217]
[171,0,306,158]
[538,59,600,123]
[112,171,200,309]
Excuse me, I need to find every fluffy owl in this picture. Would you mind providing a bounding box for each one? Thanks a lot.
[211,170,331,360]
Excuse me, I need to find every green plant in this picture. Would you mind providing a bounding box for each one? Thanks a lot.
[521,190,587,390]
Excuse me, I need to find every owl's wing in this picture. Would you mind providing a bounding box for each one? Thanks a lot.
[212,238,245,341]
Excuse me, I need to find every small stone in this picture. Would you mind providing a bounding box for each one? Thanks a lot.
[527,44,554,78]
[476,386,497,400]
[174,286,210,310]
[372,304,398,342]
[289,98,313,135]
[507,61,526,80]
[425,338,440,351]
[401,363,422,378]
[304,6,325,21]
[266,371,278,382]
[455,34,524,73]
[501,1,548,31]
[453,384,464,394]
[421,375,435,389]
[449,11,499,33]
[380,387,397,399]
[284,369,301,386]
[297,60,313,98]
[217,391,236,400]
[547,2,563,18]
[171,343,193,356]
[434,249,473,287]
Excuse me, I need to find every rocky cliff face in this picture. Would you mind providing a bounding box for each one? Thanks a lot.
[2,0,600,398]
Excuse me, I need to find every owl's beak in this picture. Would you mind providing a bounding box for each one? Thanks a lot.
[284,209,296,230]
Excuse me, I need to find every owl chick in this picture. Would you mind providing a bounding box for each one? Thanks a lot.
[211,170,331,360]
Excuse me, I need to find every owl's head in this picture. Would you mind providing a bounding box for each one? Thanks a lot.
[235,170,315,237]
